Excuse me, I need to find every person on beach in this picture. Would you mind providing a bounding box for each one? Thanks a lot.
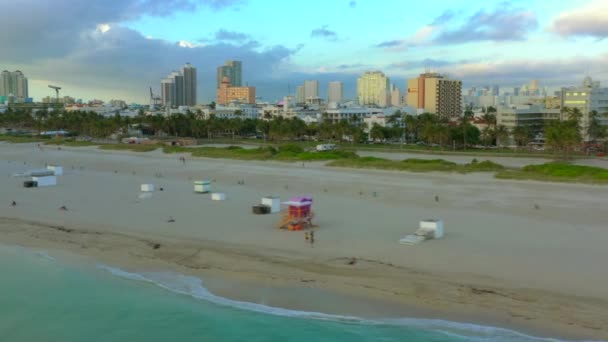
[435,195,439,202]
[59,205,67,211]
[305,232,310,241]
[11,201,16,207]
[167,216,175,223]
[310,230,315,245]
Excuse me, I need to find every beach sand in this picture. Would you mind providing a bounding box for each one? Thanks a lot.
[1,143,607,340]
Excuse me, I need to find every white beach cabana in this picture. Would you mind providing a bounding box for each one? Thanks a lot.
[261,196,281,213]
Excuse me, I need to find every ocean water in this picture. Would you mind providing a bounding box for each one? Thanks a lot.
[0,244,578,342]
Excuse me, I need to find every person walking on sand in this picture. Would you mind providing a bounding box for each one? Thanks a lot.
[310,230,315,245]
[11,201,16,207]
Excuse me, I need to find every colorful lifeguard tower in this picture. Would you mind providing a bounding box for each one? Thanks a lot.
[276,196,316,231]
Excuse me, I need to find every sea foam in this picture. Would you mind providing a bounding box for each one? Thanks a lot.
[97,264,599,342]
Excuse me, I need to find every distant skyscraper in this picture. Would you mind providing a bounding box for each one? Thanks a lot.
[406,72,462,118]
[390,84,402,107]
[161,77,175,107]
[529,79,540,93]
[296,86,305,104]
[217,60,242,88]
[0,70,28,101]
[216,77,255,105]
[357,71,390,107]
[513,87,521,96]
[304,80,319,101]
[327,81,343,104]
[181,63,197,106]
[161,63,197,108]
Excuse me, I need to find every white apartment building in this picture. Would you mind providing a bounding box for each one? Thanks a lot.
[328,81,343,104]
[357,71,390,107]
[560,76,608,140]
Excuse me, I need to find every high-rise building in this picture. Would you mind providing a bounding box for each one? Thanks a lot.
[160,63,197,108]
[217,60,242,88]
[406,72,462,118]
[0,70,28,101]
[161,77,175,107]
[304,80,319,101]
[561,76,608,141]
[181,63,197,106]
[357,71,390,107]
[296,86,305,104]
[529,80,540,95]
[327,81,343,104]
[390,84,402,107]
[513,87,521,96]
[217,77,256,105]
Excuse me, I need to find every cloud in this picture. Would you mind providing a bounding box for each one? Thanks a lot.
[388,59,469,70]
[433,3,538,44]
[337,63,367,70]
[375,40,403,48]
[431,10,457,25]
[214,29,251,41]
[349,1,356,8]
[0,0,245,62]
[310,25,338,41]
[441,54,608,86]
[377,3,538,49]
[0,0,296,102]
[549,0,608,39]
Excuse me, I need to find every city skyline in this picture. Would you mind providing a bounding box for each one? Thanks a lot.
[0,0,606,103]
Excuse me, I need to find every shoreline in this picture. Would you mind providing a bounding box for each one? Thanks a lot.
[1,143,608,341]
[1,217,606,341]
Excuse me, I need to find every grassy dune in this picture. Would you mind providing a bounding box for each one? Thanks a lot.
[327,157,505,173]
[496,163,608,184]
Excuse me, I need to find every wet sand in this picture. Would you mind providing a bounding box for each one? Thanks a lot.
[1,143,607,340]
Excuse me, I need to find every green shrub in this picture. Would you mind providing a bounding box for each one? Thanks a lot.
[496,162,608,184]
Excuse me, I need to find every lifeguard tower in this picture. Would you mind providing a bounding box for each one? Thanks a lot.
[276,196,316,231]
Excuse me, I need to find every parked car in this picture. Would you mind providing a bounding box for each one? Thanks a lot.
[316,144,337,152]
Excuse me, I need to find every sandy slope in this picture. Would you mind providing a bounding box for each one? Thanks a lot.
[1,143,607,340]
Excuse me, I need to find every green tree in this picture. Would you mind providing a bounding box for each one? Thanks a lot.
[545,120,582,157]
[512,126,533,147]
[494,124,509,146]
[369,123,386,142]
[587,110,606,142]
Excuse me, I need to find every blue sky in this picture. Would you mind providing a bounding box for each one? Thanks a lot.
[1,0,606,103]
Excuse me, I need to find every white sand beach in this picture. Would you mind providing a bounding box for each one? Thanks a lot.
[1,143,607,340]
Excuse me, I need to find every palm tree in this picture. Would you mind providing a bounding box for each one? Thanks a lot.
[494,125,509,147]
[545,120,581,158]
[369,123,385,142]
[512,126,532,147]
[404,114,418,143]
[461,110,474,149]
[587,110,606,142]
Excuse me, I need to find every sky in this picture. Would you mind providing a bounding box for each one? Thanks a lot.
[0,0,606,103]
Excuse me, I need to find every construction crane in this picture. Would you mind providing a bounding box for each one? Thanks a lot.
[149,87,161,108]
[48,85,61,102]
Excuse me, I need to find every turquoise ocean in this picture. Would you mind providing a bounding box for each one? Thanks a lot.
[0,244,584,342]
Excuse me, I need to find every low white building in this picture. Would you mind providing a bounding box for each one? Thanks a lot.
[363,114,388,132]
[205,104,259,120]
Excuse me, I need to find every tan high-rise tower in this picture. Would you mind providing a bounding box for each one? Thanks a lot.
[406,72,462,118]
[357,71,390,107]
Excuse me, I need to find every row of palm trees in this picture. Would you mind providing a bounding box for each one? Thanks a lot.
[2,107,606,153]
